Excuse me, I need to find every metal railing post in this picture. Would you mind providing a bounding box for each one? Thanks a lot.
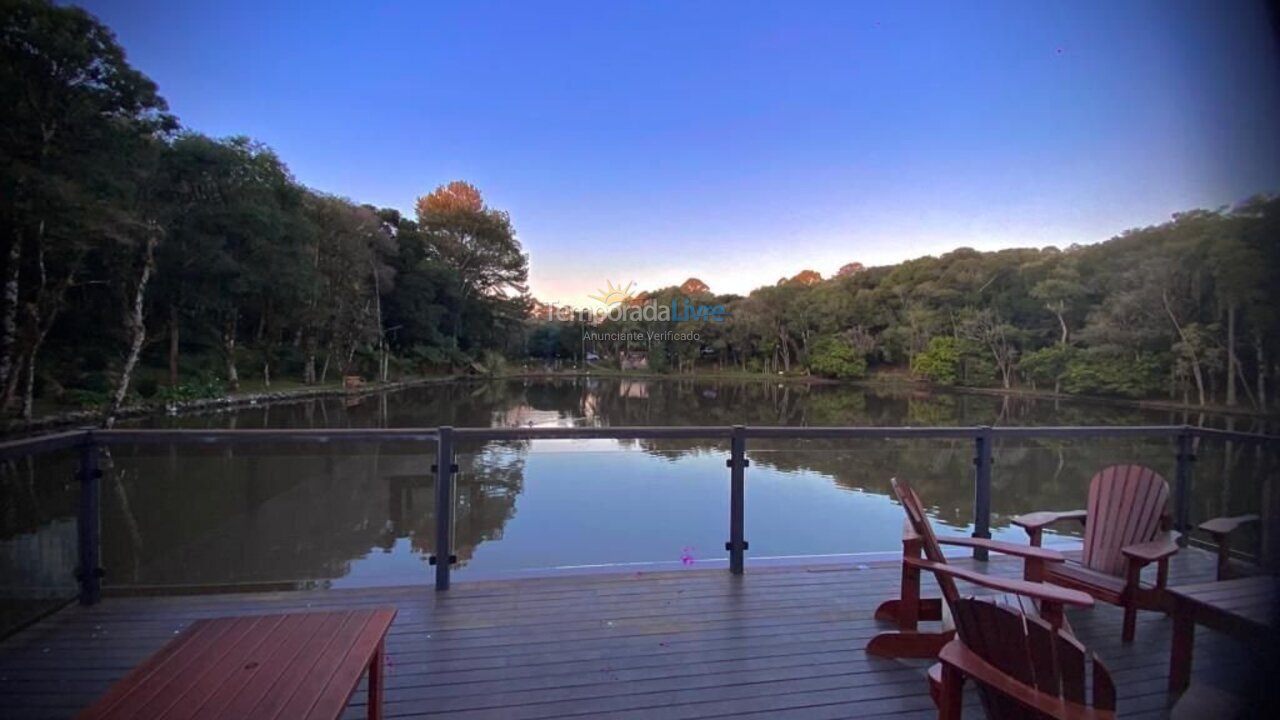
[972,426,993,561]
[431,426,457,590]
[1174,429,1195,546]
[76,432,102,605]
[726,425,748,575]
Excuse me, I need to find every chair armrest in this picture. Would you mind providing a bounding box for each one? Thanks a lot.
[937,536,1067,562]
[939,640,1116,720]
[905,557,1095,608]
[1198,514,1259,538]
[1121,533,1180,563]
[1011,510,1088,531]
[1198,516,1259,580]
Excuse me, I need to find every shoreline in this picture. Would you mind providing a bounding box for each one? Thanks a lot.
[935,383,1275,421]
[506,369,1275,419]
[4,369,1272,436]
[0,375,465,437]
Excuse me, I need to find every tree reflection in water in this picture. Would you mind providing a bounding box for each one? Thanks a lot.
[1,378,1274,603]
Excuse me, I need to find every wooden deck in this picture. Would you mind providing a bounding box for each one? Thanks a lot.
[0,549,1256,719]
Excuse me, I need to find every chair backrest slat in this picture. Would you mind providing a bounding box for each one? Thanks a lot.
[1082,465,1169,576]
[951,599,1036,720]
[1092,651,1117,711]
[951,597,1115,719]
[1053,630,1088,705]
[890,477,958,603]
[1026,621,1060,700]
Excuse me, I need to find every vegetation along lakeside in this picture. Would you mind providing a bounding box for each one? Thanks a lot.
[3,3,1278,432]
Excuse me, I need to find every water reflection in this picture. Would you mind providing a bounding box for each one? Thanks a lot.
[1,378,1275,632]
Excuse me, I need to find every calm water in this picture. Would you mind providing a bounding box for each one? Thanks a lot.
[1,378,1274,631]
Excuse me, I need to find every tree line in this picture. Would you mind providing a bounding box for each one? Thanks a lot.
[5,1,1277,424]
[531,198,1279,411]
[1,0,529,423]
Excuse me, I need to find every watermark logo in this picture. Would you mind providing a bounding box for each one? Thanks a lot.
[588,279,635,306]
[547,279,731,325]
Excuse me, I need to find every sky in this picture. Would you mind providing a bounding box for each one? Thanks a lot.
[81,0,1280,306]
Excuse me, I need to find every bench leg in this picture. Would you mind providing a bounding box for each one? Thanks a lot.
[1169,605,1194,695]
[369,639,385,720]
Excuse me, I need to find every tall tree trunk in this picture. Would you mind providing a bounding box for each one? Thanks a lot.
[370,259,387,382]
[223,314,239,391]
[19,333,49,421]
[167,304,180,386]
[105,232,159,428]
[303,339,316,385]
[2,346,22,409]
[256,298,270,342]
[0,232,22,409]
[1256,332,1267,412]
[15,241,80,420]
[1162,291,1206,407]
[1226,304,1237,406]
[19,352,36,420]
[1049,301,1068,345]
[1230,353,1259,408]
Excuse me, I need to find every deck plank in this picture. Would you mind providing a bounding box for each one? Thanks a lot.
[0,548,1251,719]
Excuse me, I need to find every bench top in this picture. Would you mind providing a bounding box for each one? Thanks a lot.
[79,608,396,720]
[1169,576,1278,629]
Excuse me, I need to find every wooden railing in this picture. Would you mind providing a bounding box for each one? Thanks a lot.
[1,424,1276,603]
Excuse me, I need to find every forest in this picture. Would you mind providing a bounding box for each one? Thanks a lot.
[538,196,1279,412]
[1,1,530,423]
[3,0,1278,425]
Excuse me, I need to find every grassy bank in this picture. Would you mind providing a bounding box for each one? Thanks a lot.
[1,375,465,436]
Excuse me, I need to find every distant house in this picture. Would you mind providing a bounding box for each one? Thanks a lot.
[620,352,648,370]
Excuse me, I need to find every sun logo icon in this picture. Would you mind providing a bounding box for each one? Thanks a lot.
[588,279,635,306]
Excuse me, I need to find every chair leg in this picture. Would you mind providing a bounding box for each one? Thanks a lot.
[875,598,942,623]
[938,662,964,720]
[368,639,385,720]
[1122,560,1142,642]
[900,562,921,630]
[1122,599,1137,642]
[866,629,954,659]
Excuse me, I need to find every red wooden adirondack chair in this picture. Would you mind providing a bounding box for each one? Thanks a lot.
[1012,464,1179,642]
[933,597,1116,720]
[868,477,1094,659]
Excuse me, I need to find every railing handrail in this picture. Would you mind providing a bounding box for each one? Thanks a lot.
[0,429,90,460]
[2,423,1278,461]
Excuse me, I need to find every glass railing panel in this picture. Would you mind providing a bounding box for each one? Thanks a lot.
[449,437,730,577]
[988,435,1177,545]
[0,448,79,637]
[97,441,436,591]
[745,437,978,560]
[1190,435,1276,563]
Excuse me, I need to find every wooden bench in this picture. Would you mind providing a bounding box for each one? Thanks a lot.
[1168,576,1278,694]
[79,608,396,720]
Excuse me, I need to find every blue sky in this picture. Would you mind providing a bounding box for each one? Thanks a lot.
[83,0,1280,305]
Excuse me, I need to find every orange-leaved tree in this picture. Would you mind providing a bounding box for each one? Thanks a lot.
[414,181,528,345]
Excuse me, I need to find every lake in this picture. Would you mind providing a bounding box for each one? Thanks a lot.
[1,377,1274,631]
